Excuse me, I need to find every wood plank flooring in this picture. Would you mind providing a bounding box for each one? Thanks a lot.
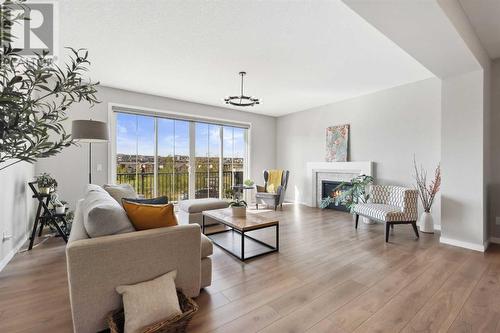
[1,204,500,333]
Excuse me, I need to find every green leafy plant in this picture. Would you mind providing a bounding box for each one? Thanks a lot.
[0,0,99,171]
[228,189,247,208]
[320,175,374,213]
[243,179,254,187]
[36,172,57,189]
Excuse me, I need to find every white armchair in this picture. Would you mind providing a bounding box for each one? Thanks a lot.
[353,185,419,242]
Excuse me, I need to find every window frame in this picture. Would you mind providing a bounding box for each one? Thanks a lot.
[108,103,251,200]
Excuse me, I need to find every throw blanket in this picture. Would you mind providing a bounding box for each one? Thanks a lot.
[267,169,283,193]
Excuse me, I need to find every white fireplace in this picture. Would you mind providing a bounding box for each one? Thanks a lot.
[306,161,373,207]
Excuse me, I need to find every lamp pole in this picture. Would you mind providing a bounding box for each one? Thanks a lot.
[89,142,92,183]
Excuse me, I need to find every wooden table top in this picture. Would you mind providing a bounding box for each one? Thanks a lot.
[203,208,279,231]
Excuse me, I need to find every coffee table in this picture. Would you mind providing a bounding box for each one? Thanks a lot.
[202,208,279,261]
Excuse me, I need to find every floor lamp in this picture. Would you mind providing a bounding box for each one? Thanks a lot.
[71,120,109,184]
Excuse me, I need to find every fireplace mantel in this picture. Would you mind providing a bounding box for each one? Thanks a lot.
[306,161,373,207]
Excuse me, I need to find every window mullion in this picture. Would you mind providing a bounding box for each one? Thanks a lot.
[153,117,158,197]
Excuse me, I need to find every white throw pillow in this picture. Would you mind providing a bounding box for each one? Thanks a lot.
[116,270,182,333]
[103,184,138,206]
[82,185,135,238]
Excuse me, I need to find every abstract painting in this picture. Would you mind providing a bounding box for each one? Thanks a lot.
[326,124,349,162]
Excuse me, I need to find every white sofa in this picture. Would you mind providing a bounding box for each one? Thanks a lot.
[66,194,212,333]
[178,198,229,225]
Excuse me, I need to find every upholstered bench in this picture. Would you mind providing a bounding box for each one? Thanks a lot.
[353,185,419,242]
[178,198,229,226]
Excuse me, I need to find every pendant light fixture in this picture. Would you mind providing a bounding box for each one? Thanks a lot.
[224,71,260,107]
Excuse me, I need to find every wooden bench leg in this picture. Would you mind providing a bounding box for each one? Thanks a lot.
[355,214,359,229]
[411,221,419,239]
[385,223,391,242]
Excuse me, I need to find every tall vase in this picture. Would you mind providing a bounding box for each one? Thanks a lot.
[418,212,434,234]
[362,216,375,225]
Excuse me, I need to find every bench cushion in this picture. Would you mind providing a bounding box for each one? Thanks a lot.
[178,198,229,213]
[353,203,409,222]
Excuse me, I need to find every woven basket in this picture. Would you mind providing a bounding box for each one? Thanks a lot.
[107,290,199,333]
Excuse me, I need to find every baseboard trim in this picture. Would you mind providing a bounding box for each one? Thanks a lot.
[439,236,485,252]
[0,235,28,272]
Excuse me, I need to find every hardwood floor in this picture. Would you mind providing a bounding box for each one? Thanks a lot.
[1,204,500,333]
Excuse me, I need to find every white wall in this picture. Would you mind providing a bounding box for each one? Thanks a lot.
[343,0,491,251]
[0,162,35,270]
[276,78,442,225]
[35,86,276,208]
[440,70,485,250]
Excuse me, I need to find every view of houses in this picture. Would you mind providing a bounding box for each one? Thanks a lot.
[116,154,244,200]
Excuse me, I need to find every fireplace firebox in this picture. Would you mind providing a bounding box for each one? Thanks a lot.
[321,180,352,212]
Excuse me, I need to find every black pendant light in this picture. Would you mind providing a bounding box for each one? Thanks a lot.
[224,71,260,107]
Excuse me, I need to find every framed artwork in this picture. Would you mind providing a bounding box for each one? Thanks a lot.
[326,124,349,162]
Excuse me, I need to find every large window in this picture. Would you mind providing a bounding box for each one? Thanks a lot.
[113,110,248,201]
[223,126,245,197]
[195,123,222,199]
[115,113,155,198]
[157,119,190,201]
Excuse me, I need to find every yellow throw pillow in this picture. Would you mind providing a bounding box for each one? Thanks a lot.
[267,183,276,193]
[122,201,178,230]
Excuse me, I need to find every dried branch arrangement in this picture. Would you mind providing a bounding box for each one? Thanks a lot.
[413,157,441,213]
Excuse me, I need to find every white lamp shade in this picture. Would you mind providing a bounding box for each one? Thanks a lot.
[71,120,109,142]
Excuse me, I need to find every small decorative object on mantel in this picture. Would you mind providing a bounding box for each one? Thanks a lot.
[413,157,441,234]
[228,189,248,217]
[320,175,374,224]
[36,173,58,194]
[326,124,349,162]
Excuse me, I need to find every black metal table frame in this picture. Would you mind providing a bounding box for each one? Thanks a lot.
[202,214,279,261]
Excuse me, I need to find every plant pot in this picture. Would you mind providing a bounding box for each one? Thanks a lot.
[231,206,246,217]
[419,212,434,234]
[38,187,51,194]
[55,206,66,215]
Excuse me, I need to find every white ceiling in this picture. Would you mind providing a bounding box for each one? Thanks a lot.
[459,0,500,60]
[57,0,433,117]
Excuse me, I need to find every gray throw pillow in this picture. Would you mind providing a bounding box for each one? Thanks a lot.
[103,183,138,206]
[82,185,135,238]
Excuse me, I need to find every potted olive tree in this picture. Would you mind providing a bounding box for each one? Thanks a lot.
[0,0,99,172]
